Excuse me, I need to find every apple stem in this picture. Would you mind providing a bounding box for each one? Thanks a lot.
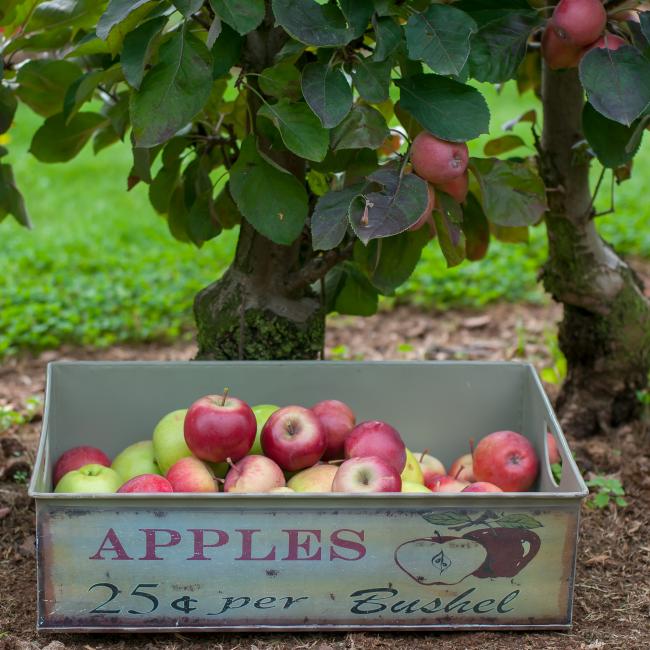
[419,449,429,463]
[454,465,464,480]
[469,437,475,457]
[327,459,346,465]
[221,388,230,406]
[226,457,236,470]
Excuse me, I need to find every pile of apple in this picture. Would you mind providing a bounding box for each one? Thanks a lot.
[53,392,557,495]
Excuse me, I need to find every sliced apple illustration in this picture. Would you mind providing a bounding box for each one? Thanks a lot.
[463,527,541,579]
[394,534,487,585]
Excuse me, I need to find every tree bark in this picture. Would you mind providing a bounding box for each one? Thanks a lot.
[540,66,650,437]
[193,8,325,360]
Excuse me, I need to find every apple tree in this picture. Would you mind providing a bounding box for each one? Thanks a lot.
[1,0,649,436]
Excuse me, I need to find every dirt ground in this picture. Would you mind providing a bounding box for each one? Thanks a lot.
[1,302,649,650]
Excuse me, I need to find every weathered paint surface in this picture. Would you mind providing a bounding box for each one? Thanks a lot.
[37,504,579,631]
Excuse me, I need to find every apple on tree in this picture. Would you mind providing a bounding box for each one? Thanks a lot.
[118,474,174,494]
[53,446,111,487]
[332,456,402,493]
[411,132,469,184]
[54,463,122,494]
[184,391,257,463]
[111,440,161,482]
[261,405,326,471]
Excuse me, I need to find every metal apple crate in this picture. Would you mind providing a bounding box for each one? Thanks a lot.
[29,361,587,633]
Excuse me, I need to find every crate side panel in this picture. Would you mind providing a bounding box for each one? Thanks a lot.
[38,502,577,630]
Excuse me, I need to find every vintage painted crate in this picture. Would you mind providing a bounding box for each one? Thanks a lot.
[29,361,587,632]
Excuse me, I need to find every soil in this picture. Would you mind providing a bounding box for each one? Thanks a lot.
[1,302,649,650]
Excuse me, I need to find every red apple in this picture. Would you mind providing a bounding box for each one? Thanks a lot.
[166,457,217,492]
[417,452,446,485]
[408,183,435,232]
[547,432,561,465]
[344,420,406,473]
[542,26,584,70]
[436,172,469,204]
[223,455,286,493]
[261,405,327,471]
[411,131,469,184]
[311,399,356,460]
[589,33,627,52]
[118,474,174,493]
[551,0,607,47]
[462,481,503,493]
[428,475,469,493]
[473,430,539,492]
[53,446,111,487]
[184,392,257,463]
[332,456,402,493]
[449,452,475,482]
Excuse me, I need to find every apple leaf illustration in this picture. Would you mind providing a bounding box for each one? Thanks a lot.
[421,511,472,526]
[492,514,543,529]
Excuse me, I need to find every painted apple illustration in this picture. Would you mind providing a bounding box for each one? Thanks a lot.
[394,533,487,585]
[463,527,541,578]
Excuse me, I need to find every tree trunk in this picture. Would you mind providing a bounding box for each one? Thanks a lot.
[193,8,325,360]
[540,66,650,437]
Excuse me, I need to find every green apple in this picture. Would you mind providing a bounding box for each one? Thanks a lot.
[401,448,424,484]
[250,404,280,455]
[111,440,161,481]
[287,464,338,492]
[55,464,122,494]
[401,481,432,494]
[152,409,190,474]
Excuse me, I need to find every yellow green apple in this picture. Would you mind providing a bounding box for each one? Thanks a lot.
[401,448,424,484]
[401,481,432,493]
[112,440,161,481]
[55,464,122,494]
[250,404,280,455]
[287,464,337,492]
[152,409,190,474]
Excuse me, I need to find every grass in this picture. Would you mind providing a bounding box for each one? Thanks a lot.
[1,83,649,356]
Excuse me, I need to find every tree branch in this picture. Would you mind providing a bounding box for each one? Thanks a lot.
[285,242,354,293]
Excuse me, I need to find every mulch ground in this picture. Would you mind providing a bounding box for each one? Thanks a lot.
[1,303,649,650]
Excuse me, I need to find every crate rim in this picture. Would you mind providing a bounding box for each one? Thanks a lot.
[29,359,589,500]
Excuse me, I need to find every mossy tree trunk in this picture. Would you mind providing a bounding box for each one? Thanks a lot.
[540,66,650,437]
[194,10,325,360]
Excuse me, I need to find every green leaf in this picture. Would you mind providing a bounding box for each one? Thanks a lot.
[421,511,472,527]
[332,263,379,316]
[65,31,110,57]
[149,161,181,214]
[187,191,222,246]
[167,184,191,243]
[63,69,117,123]
[493,513,543,529]
[122,16,167,89]
[172,0,203,18]
[271,0,356,47]
[312,148,378,177]
[455,0,535,26]
[591,492,610,509]
[351,57,392,103]
[615,496,628,507]
[339,0,373,38]
[209,0,264,35]
[131,29,213,148]
[0,164,30,228]
[372,15,402,62]
[211,23,244,78]
[4,28,73,55]
[259,62,301,100]
[258,100,329,162]
[394,101,423,140]
[469,12,541,83]
[0,86,17,135]
[97,0,158,53]
[366,228,430,295]
[311,183,364,250]
[30,112,107,163]
[483,134,526,156]
[405,5,476,77]
[491,222,529,243]
[330,105,389,151]
[462,192,490,261]
[582,102,644,168]
[229,137,308,245]
[214,183,242,229]
[349,166,429,243]
[471,157,547,227]
[434,194,465,267]
[301,62,352,129]
[26,0,104,32]
[16,60,82,118]
[579,46,650,126]
[397,74,490,142]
